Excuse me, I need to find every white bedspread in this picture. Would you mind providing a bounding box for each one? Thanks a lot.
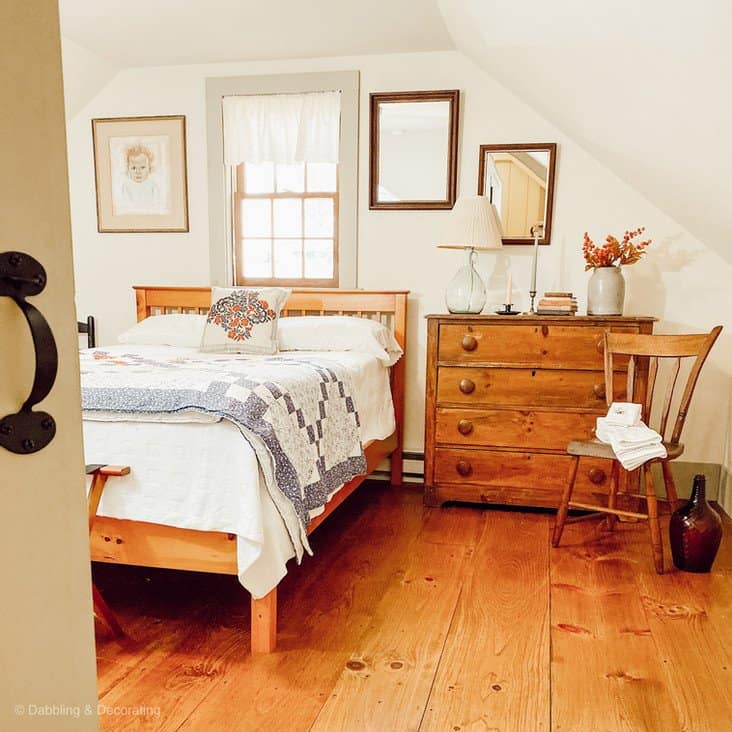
[83,346,395,598]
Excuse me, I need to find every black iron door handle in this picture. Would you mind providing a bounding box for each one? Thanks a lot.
[0,251,58,454]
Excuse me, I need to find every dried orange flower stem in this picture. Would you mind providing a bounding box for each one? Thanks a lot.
[582,227,652,271]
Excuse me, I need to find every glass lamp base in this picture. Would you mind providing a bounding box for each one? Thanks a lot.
[445,249,486,314]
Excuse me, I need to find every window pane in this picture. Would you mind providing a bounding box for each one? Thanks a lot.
[273,198,302,237]
[304,198,334,237]
[276,163,305,193]
[244,162,274,194]
[307,163,337,192]
[241,199,271,237]
[274,239,302,278]
[304,239,334,279]
[242,239,272,278]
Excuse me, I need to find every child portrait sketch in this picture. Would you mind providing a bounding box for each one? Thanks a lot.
[109,136,171,215]
[92,115,189,233]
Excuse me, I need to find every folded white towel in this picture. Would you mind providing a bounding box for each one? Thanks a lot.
[596,412,667,471]
[603,402,642,427]
[596,420,663,445]
[616,445,667,471]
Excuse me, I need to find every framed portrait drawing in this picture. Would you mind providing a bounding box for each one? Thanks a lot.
[91,115,189,232]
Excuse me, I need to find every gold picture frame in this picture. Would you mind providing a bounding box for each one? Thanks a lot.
[91,115,189,233]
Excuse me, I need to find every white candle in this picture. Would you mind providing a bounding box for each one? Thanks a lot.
[530,233,539,293]
[505,273,512,306]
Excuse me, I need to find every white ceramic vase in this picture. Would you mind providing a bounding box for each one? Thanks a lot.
[587,265,625,316]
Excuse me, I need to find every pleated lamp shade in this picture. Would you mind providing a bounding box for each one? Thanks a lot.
[438,195,503,251]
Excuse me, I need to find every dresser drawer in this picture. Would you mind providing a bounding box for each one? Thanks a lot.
[435,407,597,450]
[433,447,613,497]
[436,366,626,409]
[439,323,637,369]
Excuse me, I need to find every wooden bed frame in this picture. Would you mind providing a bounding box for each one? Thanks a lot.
[89,286,408,653]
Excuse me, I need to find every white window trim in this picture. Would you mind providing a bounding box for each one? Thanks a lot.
[206,71,359,287]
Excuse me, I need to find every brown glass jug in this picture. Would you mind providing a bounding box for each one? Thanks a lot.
[669,474,723,573]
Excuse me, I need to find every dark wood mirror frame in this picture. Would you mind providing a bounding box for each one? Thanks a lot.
[477,142,557,245]
[369,90,460,210]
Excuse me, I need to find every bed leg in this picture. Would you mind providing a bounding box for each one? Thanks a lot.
[390,447,403,487]
[251,588,277,653]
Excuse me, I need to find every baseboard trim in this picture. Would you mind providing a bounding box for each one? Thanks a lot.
[719,464,731,516]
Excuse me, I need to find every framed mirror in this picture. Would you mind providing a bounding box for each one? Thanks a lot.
[478,143,557,245]
[369,90,460,210]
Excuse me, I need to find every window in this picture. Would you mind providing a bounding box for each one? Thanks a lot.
[233,161,338,287]
[206,72,358,288]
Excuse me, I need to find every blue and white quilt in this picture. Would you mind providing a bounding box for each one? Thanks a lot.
[80,349,367,552]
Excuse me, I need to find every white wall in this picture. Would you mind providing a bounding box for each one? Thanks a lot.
[61,35,119,118]
[66,50,732,496]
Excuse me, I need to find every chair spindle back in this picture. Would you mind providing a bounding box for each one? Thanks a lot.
[603,326,722,445]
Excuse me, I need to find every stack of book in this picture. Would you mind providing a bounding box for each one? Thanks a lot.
[537,292,578,315]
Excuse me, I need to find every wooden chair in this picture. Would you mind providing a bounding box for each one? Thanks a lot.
[87,463,130,636]
[552,326,722,573]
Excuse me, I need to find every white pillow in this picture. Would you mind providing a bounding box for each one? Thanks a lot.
[278,316,403,366]
[117,314,207,348]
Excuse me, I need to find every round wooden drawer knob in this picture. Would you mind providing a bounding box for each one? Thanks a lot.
[459,378,476,395]
[456,460,472,477]
[457,419,473,435]
[588,468,607,485]
[595,337,605,354]
[592,383,606,400]
[461,335,478,351]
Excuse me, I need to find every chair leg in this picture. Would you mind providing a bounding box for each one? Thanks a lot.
[92,584,124,637]
[643,463,664,574]
[661,460,679,509]
[605,460,620,531]
[552,456,580,547]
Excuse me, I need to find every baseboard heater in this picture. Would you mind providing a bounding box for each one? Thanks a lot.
[373,451,424,484]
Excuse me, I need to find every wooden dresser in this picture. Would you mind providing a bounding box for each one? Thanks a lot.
[423,314,655,509]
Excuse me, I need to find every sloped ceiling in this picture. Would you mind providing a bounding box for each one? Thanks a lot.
[59,0,454,66]
[439,0,732,264]
[61,36,119,118]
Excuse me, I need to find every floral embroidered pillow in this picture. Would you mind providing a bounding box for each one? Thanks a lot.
[200,287,290,354]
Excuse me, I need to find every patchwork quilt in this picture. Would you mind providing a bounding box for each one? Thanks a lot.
[80,349,367,553]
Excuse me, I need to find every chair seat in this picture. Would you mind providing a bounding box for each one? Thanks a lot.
[567,438,684,461]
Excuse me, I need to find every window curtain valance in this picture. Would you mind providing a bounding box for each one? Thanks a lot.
[222,90,341,165]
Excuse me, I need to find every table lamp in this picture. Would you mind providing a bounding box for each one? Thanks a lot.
[437,195,503,313]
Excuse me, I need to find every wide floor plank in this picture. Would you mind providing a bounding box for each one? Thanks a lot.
[179,483,425,731]
[623,515,732,732]
[551,519,682,731]
[93,485,732,731]
[311,538,474,731]
[421,511,551,731]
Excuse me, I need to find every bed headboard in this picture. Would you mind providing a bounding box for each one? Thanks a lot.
[133,286,408,351]
[132,285,409,479]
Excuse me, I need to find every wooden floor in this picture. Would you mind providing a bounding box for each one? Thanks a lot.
[94,482,732,731]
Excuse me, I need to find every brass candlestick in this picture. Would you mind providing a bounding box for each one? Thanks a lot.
[528,223,544,314]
